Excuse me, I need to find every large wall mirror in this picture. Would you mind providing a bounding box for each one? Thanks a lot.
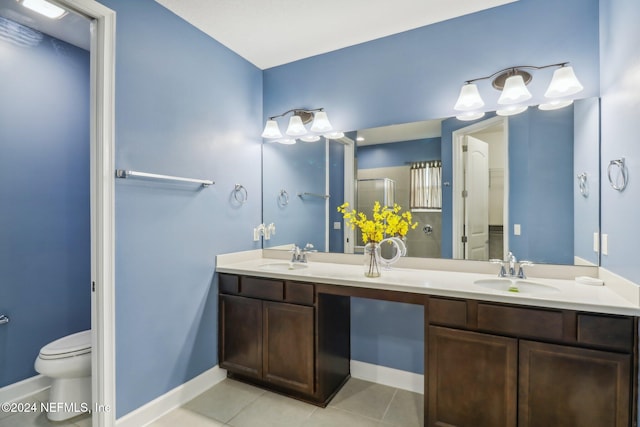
[262,97,600,266]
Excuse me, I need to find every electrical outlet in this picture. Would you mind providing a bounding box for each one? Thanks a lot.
[333,222,341,230]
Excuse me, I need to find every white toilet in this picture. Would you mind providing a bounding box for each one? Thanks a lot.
[34,330,92,421]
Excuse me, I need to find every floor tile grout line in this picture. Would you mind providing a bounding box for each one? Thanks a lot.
[222,386,268,426]
[380,388,398,422]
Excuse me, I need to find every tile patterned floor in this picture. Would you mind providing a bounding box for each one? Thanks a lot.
[0,389,91,427]
[149,378,424,427]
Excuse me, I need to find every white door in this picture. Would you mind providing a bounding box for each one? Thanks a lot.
[464,136,490,260]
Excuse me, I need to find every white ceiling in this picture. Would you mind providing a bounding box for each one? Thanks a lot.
[155,0,517,70]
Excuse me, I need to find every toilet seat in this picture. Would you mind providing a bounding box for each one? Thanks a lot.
[39,330,91,360]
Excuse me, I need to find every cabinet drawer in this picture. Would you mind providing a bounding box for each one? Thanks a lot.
[577,314,633,351]
[429,297,467,327]
[285,282,314,306]
[219,274,240,295]
[241,277,284,301]
[477,303,563,341]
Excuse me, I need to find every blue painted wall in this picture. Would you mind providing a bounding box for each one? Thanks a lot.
[264,0,599,133]
[97,0,262,418]
[0,23,91,386]
[599,0,640,284]
[351,298,424,374]
[264,0,598,374]
[358,138,441,170]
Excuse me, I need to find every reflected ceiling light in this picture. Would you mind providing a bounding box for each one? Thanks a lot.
[324,131,345,139]
[300,135,321,142]
[538,99,574,111]
[261,108,336,143]
[20,0,67,19]
[276,137,297,145]
[456,111,485,121]
[454,62,583,117]
[496,105,528,116]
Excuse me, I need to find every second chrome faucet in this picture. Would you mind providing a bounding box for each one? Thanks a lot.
[491,251,534,279]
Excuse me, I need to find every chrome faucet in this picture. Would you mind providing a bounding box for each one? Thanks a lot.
[491,252,534,278]
[290,243,317,263]
[517,261,534,279]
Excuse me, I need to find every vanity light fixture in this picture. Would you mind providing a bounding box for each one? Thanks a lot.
[454,62,583,120]
[261,108,338,144]
[19,0,68,19]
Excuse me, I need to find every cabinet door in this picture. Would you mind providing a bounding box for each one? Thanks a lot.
[219,294,263,379]
[428,326,517,427]
[519,340,630,427]
[263,301,315,395]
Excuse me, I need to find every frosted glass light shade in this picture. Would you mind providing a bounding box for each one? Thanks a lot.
[286,115,307,136]
[261,120,282,139]
[310,111,332,132]
[498,75,532,105]
[496,105,528,116]
[454,83,485,111]
[544,66,583,98]
[300,135,320,142]
[456,111,485,121]
[539,99,573,111]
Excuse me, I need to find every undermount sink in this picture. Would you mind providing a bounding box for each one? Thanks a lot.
[258,262,308,271]
[474,278,560,294]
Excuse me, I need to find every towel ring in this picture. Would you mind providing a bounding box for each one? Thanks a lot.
[607,158,628,191]
[278,189,289,207]
[233,184,248,204]
[577,172,588,197]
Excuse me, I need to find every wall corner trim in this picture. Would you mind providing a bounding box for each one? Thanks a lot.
[115,366,227,427]
[350,360,424,395]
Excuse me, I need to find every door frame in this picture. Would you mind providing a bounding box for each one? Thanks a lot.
[54,1,116,426]
[452,116,509,260]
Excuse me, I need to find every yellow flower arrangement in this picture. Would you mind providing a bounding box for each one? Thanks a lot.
[337,201,418,244]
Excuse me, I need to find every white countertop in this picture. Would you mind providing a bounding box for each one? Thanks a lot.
[216,251,640,316]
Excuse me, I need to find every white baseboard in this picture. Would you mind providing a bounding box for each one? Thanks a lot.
[116,366,227,427]
[0,375,51,403]
[350,361,423,395]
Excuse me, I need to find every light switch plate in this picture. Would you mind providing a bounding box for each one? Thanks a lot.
[333,222,341,230]
[514,224,521,236]
[602,234,608,255]
[593,232,599,252]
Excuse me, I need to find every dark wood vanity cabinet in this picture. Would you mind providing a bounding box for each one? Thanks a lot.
[428,326,517,427]
[427,297,636,427]
[519,340,631,427]
[218,274,349,405]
